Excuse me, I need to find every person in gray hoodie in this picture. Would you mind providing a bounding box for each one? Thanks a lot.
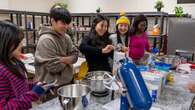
[35,7,78,87]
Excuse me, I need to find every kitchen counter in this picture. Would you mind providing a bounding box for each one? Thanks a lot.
[152,73,195,110]
[153,86,194,110]
[31,93,111,110]
[31,71,195,110]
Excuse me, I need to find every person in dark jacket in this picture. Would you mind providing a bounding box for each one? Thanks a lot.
[79,14,114,72]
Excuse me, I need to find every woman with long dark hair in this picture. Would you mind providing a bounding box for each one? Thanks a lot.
[128,14,151,64]
[79,14,114,72]
[0,21,47,110]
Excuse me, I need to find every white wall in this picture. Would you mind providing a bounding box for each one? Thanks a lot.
[1,0,195,17]
[0,0,65,12]
[9,0,65,12]
[67,0,195,17]
[0,0,10,20]
[0,0,9,9]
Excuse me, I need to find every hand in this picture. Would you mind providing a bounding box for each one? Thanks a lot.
[33,80,58,96]
[102,45,114,54]
[47,59,64,73]
[59,55,77,64]
[121,46,128,52]
[37,80,58,91]
[32,82,46,96]
[187,82,195,93]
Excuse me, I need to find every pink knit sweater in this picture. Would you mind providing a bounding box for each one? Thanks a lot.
[0,63,39,110]
[128,32,150,60]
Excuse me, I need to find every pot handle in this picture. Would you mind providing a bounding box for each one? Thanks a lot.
[103,72,115,85]
[103,82,113,90]
[103,80,121,90]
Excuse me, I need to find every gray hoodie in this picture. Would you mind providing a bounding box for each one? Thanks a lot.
[35,26,78,86]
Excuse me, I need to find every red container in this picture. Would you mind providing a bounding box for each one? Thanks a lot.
[190,63,195,69]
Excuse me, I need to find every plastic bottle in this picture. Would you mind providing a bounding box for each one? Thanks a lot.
[147,47,159,69]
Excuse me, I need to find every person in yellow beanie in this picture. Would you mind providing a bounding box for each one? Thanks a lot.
[109,12,130,52]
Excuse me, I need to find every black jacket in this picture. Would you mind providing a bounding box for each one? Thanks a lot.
[79,33,113,72]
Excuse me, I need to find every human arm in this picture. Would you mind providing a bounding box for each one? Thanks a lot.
[59,34,78,64]
[144,34,151,52]
[35,37,66,73]
[187,82,195,93]
[0,77,44,110]
[79,36,114,56]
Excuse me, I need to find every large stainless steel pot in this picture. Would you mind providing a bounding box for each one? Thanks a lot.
[85,71,112,93]
[57,84,90,110]
[162,55,181,68]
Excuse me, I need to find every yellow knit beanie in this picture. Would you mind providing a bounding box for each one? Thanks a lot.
[116,12,130,26]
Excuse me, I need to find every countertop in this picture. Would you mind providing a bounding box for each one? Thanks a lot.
[31,93,111,110]
[31,71,195,110]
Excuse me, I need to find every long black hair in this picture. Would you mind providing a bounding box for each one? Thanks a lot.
[88,14,111,48]
[0,21,27,78]
[115,24,130,46]
[90,14,110,36]
[130,14,148,36]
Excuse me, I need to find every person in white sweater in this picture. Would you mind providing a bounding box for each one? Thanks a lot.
[109,12,130,52]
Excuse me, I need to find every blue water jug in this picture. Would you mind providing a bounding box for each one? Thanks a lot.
[119,58,152,110]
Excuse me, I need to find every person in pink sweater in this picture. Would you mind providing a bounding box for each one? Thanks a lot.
[0,21,51,110]
[128,15,150,64]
